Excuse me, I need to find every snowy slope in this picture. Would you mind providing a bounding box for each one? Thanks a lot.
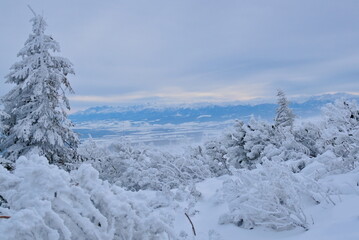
[174,175,359,240]
[1,153,358,240]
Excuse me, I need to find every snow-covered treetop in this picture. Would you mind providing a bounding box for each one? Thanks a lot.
[6,12,74,96]
[17,14,60,57]
[275,89,295,129]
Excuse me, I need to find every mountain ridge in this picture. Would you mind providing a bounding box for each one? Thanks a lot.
[70,93,359,124]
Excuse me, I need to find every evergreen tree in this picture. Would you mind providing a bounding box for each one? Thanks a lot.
[223,120,247,169]
[242,117,275,167]
[0,12,79,165]
[274,89,295,129]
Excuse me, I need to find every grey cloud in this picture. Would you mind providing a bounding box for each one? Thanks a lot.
[1,0,359,111]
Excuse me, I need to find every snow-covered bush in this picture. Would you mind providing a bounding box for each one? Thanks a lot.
[301,150,349,180]
[319,99,359,169]
[203,139,231,176]
[293,120,322,158]
[206,117,275,171]
[260,127,311,171]
[317,162,359,195]
[79,140,211,191]
[204,117,308,173]
[219,160,330,231]
[225,123,309,173]
[0,155,175,240]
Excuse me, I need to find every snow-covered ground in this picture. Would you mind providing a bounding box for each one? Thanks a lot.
[1,156,358,240]
[1,99,359,239]
[174,176,359,240]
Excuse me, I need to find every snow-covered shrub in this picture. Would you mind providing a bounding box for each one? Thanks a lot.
[78,138,135,182]
[204,117,308,173]
[317,162,359,195]
[0,155,175,240]
[207,117,273,171]
[203,139,231,176]
[319,99,359,169]
[220,120,312,173]
[301,150,348,180]
[293,120,322,158]
[0,157,13,171]
[119,149,210,191]
[260,127,311,170]
[219,160,329,231]
[79,140,211,191]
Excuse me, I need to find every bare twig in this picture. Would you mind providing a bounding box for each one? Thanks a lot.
[184,212,196,236]
[27,5,37,17]
[0,216,10,219]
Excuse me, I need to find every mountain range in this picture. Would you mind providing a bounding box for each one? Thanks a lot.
[70,93,359,125]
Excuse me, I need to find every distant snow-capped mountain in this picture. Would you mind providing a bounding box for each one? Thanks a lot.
[70,93,359,124]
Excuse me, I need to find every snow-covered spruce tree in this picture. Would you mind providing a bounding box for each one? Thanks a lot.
[0,13,78,165]
[241,117,276,168]
[274,89,295,129]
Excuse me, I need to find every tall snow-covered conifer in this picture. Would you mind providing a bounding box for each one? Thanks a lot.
[274,89,295,129]
[0,12,79,165]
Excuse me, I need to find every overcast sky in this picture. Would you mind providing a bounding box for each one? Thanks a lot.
[1,0,359,111]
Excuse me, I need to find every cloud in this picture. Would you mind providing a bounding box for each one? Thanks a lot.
[1,0,359,112]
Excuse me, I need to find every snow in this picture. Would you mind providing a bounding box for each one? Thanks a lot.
[0,155,175,239]
[1,152,359,239]
[171,176,359,240]
[2,98,359,239]
[2,9,359,240]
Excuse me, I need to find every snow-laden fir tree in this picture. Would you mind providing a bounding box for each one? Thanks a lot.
[223,120,247,170]
[0,12,79,165]
[242,117,275,167]
[274,89,295,129]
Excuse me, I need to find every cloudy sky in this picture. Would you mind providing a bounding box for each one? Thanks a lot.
[1,0,358,111]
